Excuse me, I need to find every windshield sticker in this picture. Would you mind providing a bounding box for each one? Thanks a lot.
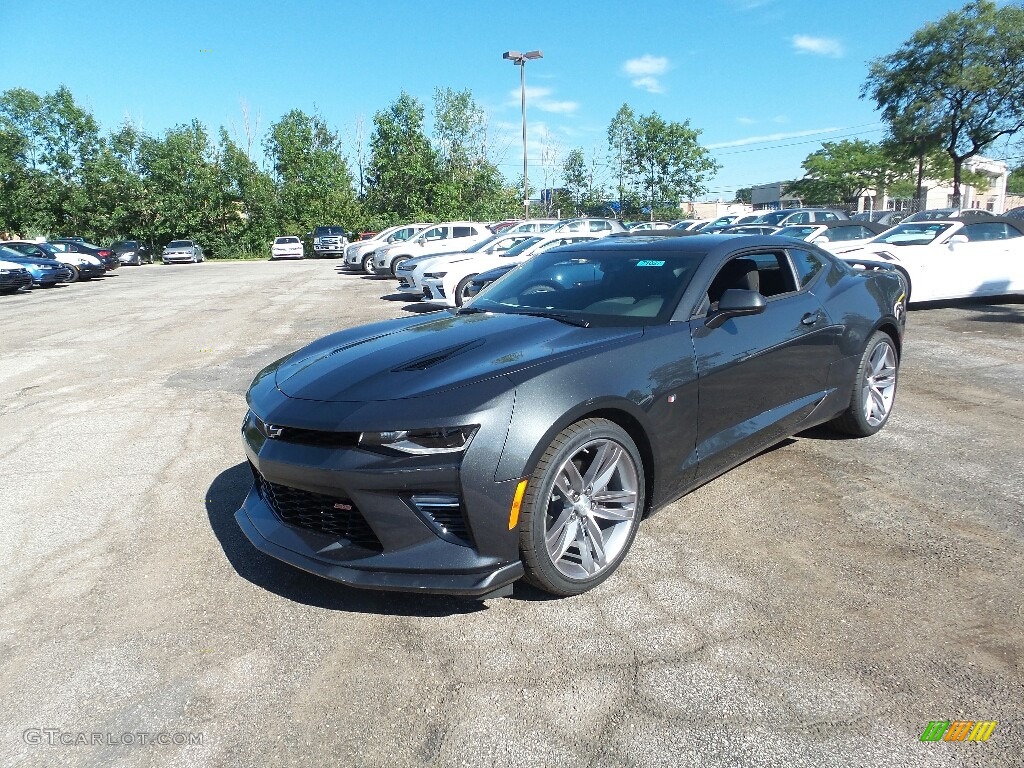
[636,260,665,267]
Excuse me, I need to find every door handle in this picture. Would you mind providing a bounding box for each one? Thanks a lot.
[801,311,821,326]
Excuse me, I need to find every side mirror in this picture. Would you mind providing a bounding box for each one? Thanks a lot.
[706,289,767,329]
[811,236,830,244]
[948,234,968,247]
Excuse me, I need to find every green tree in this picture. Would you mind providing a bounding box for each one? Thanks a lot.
[264,109,358,238]
[626,112,719,219]
[734,187,752,204]
[365,92,438,221]
[138,120,222,251]
[607,104,636,216]
[863,0,1024,206]
[788,140,903,208]
[1006,162,1024,196]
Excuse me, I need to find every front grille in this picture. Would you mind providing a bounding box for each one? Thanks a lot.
[273,426,360,448]
[251,465,382,551]
[410,494,473,547]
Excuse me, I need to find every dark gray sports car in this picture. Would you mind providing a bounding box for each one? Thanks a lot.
[237,235,907,598]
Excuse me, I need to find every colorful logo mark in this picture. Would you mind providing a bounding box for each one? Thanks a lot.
[920,720,996,742]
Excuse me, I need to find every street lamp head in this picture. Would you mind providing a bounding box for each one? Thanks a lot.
[502,50,522,61]
[523,50,543,60]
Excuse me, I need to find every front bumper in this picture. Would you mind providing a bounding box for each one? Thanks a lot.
[0,271,33,292]
[235,376,524,596]
[163,254,197,263]
[236,492,523,596]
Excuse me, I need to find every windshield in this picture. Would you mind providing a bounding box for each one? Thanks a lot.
[275,237,299,244]
[166,240,194,248]
[753,211,790,225]
[315,227,345,235]
[776,226,820,240]
[501,235,544,258]
[468,246,703,326]
[870,222,952,246]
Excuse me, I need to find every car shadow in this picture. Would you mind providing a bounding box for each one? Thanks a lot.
[206,462,486,617]
[379,292,410,301]
[400,304,439,314]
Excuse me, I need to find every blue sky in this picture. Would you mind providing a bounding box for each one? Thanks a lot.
[2,0,1016,200]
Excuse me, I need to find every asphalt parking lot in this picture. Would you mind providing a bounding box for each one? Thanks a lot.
[1,261,1021,768]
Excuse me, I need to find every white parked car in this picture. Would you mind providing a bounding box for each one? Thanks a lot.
[271,236,304,260]
[420,233,601,307]
[838,218,1024,303]
[394,233,535,297]
[632,221,675,231]
[548,218,628,235]
[343,223,432,273]
[162,240,205,264]
[501,219,560,234]
[774,222,887,254]
[374,222,491,276]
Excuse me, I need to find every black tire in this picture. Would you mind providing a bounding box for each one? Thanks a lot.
[453,274,477,307]
[830,330,899,437]
[519,418,645,596]
[362,254,376,274]
[65,265,80,283]
[390,256,409,276]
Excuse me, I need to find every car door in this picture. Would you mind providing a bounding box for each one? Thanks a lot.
[689,249,838,481]
[913,222,1019,300]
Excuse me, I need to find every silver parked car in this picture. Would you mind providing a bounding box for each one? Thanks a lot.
[162,240,205,264]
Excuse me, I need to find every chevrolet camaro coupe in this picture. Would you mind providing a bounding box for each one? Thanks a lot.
[236,235,907,598]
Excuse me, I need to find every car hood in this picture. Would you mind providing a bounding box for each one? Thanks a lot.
[272,312,641,403]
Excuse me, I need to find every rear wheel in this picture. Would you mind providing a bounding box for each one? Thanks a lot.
[830,331,899,437]
[519,419,644,596]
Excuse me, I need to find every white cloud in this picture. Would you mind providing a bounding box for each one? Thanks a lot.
[791,35,844,58]
[706,127,841,150]
[509,86,579,115]
[624,55,669,76]
[631,76,665,94]
[623,55,670,93]
[736,117,757,125]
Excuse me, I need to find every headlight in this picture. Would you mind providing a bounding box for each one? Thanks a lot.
[0,269,10,274]
[424,272,447,279]
[358,426,478,455]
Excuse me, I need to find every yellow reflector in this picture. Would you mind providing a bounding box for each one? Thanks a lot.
[508,479,528,529]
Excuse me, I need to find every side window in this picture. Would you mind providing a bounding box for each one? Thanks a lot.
[747,252,798,296]
[788,212,810,225]
[961,222,1015,241]
[789,249,825,287]
[422,227,446,241]
[817,211,839,222]
[589,220,611,232]
[452,226,473,238]
[706,252,798,307]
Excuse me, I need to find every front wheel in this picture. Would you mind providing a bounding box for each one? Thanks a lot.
[830,331,899,437]
[390,256,409,276]
[453,274,477,307]
[65,264,80,283]
[519,419,645,596]
[362,254,376,274]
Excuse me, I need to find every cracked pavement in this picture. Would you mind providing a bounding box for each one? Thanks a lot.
[1,261,1021,767]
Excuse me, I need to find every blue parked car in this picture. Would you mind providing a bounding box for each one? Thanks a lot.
[0,246,73,287]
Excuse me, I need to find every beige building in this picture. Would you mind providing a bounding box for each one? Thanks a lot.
[749,155,1011,214]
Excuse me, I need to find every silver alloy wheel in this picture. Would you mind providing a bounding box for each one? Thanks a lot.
[544,438,639,579]
[363,254,376,274]
[863,340,897,427]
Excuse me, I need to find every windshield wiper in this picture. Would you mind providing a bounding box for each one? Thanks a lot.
[453,305,487,315]
[507,309,591,327]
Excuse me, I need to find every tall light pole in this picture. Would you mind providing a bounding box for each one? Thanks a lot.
[503,49,543,220]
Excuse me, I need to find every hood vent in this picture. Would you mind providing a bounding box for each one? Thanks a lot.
[392,339,485,372]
